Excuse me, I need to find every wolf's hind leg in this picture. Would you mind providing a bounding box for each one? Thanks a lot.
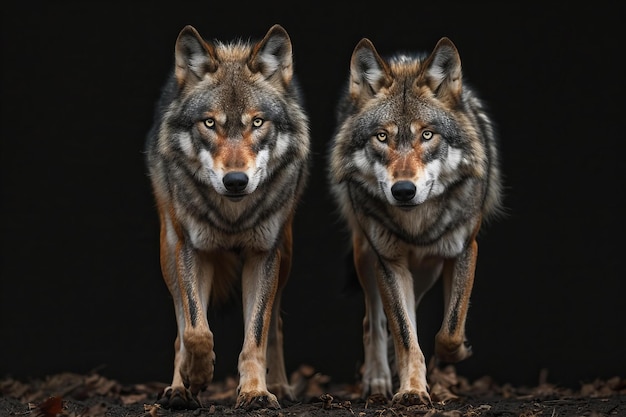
[265,223,295,401]
[354,232,393,399]
[266,288,294,400]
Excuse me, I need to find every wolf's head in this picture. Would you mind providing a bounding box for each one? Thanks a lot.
[159,24,308,201]
[331,37,492,209]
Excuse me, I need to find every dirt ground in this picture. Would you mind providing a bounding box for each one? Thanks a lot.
[2,362,624,417]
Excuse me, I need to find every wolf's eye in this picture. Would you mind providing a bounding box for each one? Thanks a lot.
[204,118,215,129]
[376,132,387,142]
[252,118,264,128]
[422,130,434,141]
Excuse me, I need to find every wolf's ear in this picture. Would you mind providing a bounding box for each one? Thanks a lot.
[423,37,462,105]
[349,39,392,101]
[248,24,293,87]
[174,25,218,87]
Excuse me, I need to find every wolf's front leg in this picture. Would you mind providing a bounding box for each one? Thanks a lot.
[435,238,478,363]
[236,249,282,410]
[376,258,432,407]
[158,238,215,410]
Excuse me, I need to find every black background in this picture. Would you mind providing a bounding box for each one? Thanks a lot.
[2,4,624,390]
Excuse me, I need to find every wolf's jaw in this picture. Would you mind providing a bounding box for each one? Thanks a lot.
[225,195,245,202]
[396,204,418,211]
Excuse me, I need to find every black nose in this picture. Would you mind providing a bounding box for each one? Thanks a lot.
[223,172,249,193]
[391,181,416,202]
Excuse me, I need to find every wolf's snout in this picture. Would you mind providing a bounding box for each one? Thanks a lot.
[391,181,417,202]
[223,172,249,193]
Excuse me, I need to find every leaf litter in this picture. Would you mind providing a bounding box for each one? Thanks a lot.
[2,359,624,417]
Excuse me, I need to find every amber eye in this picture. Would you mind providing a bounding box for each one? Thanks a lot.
[376,132,387,142]
[422,130,434,141]
[252,118,264,128]
[204,118,215,129]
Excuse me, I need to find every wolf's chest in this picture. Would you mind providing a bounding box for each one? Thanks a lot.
[181,202,285,252]
[366,202,475,258]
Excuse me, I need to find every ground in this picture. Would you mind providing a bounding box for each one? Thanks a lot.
[2,363,624,417]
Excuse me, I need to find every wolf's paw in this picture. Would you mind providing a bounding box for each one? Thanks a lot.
[179,345,215,394]
[362,376,393,399]
[235,390,280,410]
[268,382,295,402]
[435,337,473,363]
[366,393,389,407]
[391,390,432,407]
[156,385,201,410]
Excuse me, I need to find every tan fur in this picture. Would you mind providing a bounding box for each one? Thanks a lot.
[145,24,310,410]
[328,37,503,407]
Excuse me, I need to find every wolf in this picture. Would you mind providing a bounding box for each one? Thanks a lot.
[144,24,310,410]
[328,37,503,406]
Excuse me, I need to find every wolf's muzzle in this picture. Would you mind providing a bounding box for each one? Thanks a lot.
[223,172,249,194]
[391,181,417,202]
